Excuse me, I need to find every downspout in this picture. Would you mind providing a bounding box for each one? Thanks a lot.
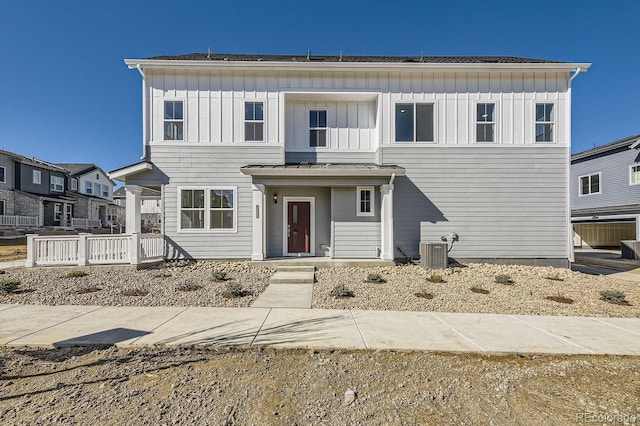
[389,172,396,185]
[569,67,582,82]
[136,65,148,161]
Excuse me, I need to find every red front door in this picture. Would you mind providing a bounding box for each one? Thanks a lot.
[287,202,311,254]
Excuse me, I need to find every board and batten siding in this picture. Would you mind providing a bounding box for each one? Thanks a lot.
[332,187,381,258]
[571,148,640,211]
[146,69,570,149]
[381,146,569,259]
[150,145,281,259]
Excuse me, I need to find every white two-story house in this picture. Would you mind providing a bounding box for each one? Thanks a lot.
[110,53,589,267]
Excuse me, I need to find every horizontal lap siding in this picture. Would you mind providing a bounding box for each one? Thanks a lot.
[152,146,281,259]
[285,151,375,164]
[334,222,381,258]
[382,146,569,259]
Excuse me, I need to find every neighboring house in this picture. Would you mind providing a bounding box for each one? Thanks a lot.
[0,150,74,227]
[56,163,117,227]
[113,186,160,228]
[110,52,589,267]
[571,135,640,248]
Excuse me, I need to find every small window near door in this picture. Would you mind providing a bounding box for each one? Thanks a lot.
[54,204,62,221]
[309,110,327,147]
[0,200,5,215]
[357,186,374,217]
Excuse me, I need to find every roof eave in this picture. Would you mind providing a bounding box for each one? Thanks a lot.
[240,167,406,178]
[125,59,591,73]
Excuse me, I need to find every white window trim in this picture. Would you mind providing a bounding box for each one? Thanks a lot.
[177,186,238,233]
[163,99,186,142]
[356,186,375,217]
[308,108,329,148]
[85,181,93,195]
[32,170,41,185]
[534,102,556,144]
[629,165,640,186]
[244,101,265,142]
[282,196,316,257]
[578,172,602,196]
[50,175,64,192]
[474,101,498,144]
[393,102,437,143]
[71,178,78,191]
[0,166,5,183]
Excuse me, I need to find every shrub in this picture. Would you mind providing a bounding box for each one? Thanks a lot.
[495,274,513,285]
[470,286,489,295]
[0,270,6,275]
[66,270,87,278]
[122,288,148,297]
[0,280,20,294]
[331,284,354,298]
[223,281,245,298]
[427,274,444,283]
[213,271,230,282]
[365,273,386,283]
[600,290,629,304]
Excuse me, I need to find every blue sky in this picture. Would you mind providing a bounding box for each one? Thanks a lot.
[0,0,638,174]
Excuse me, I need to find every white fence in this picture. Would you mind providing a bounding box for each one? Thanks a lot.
[0,215,38,227]
[71,218,102,228]
[26,233,164,267]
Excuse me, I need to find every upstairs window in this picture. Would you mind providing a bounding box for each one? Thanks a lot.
[50,176,64,192]
[535,103,554,142]
[0,167,5,183]
[86,181,93,194]
[94,183,101,196]
[357,186,374,217]
[630,165,640,185]
[244,102,264,141]
[71,178,77,191]
[164,101,184,141]
[102,186,109,198]
[309,110,327,147]
[395,103,435,142]
[579,173,601,196]
[33,170,41,185]
[476,103,495,142]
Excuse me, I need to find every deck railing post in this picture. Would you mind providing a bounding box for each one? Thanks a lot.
[130,233,140,265]
[78,233,89,266]
[25,234,37,267]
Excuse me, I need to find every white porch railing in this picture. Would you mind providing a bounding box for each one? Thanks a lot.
[71,218,102,228]
[0,215,38,227]
[26,233,164,267]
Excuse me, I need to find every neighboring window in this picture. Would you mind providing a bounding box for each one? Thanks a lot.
[476,103,495,142]
[50,176,64,192]
[244,102,264,141]
[579,173,601,196]
[71,178,77,191]
[309,110,327,147]
[85,181,93,194]
[357,187,374,217]
[0,167,5,183]
[630,165,640,185]
[54,203,62,221]
[94,183,101,196]
[535,103,554,142]
[0,200,5,215]
[33,170,41,185]
[102,186,109,197]
[395,103,435,142]
[96,173,100,180]
[164,100,184,140]
[179,187,236,231]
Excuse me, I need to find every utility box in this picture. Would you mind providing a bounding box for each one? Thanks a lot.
[621,240,640,260]
[420,242,448,269]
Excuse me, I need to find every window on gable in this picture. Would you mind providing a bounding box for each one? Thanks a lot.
[309,110,327,147]
[244,102,264,141]
[33,170,41,185]
[50,176,64,192]
[86,181,93,194]
[535,103,554,142]
[630,165,640,185]
[179,187,236,231]
[164,101,184,141]
[357,187,374,217]
[0,167,5,183]
[476,103,495,142]
[71,178,77,191]
[579,173,600,196]
[395,103,435,142]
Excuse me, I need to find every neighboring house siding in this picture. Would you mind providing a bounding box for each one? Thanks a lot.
[17,165,52,195]
[382,145,569,259]
[332,187,381,258]
[152,145,281,259]
[0,190,15,215]
[571,148,640,211]
[0,154,15,190]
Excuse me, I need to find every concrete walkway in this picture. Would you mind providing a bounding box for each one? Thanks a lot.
[0,303,638,355]
[251,266,315,309]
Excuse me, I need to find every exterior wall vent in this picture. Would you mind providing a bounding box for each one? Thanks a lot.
[419,242,448,269]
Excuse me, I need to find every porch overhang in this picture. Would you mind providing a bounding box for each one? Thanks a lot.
[109,161,153,181]
[240,163,405,178]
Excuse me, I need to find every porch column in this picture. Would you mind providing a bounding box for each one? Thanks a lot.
[636,215,640,240]
[124,185,142,235]
[251,184,265,261]
[380,183,394,261]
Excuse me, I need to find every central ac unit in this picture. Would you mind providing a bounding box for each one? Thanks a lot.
[419,242,448,269]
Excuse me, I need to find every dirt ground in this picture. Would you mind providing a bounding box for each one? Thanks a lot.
[0,346,638,425]
[0,239,26,262]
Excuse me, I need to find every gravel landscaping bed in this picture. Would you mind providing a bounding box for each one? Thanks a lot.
[0,261,273,308]
[313,263,640,317]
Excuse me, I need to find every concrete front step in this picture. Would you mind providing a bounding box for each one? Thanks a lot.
[276,266,316,273]
[269,271,315,284]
